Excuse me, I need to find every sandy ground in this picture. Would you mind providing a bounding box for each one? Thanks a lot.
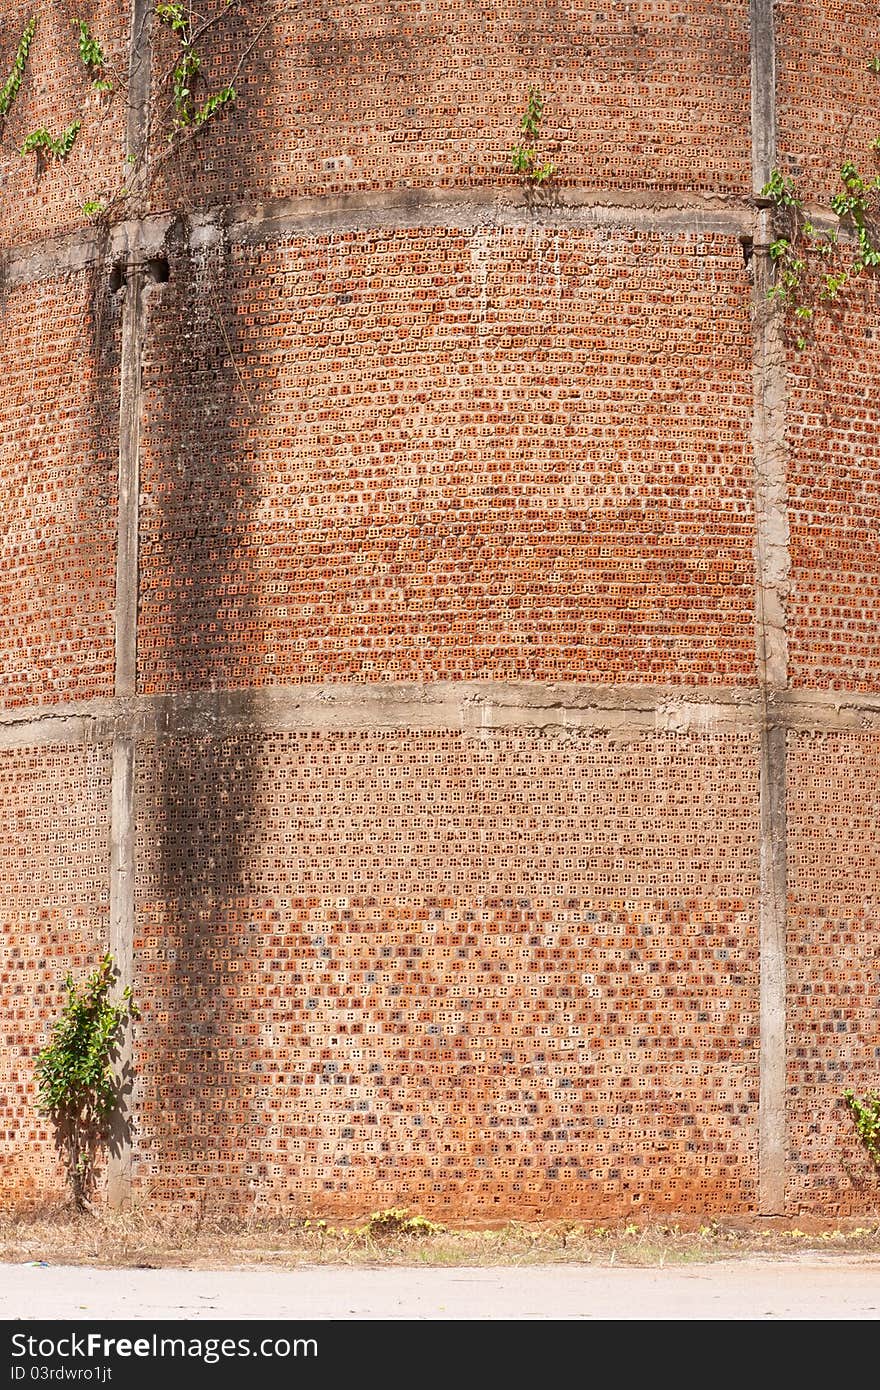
[0,1256,878,1320]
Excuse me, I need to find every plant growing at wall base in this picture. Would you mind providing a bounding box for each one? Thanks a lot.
[844,1088,880,1170]
[362,1208,446,1237]
[34,954,138,1211]
[511,85,555,185]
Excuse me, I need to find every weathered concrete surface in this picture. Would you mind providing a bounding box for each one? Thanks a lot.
[0,192,757,292]
[0,1258,877,1321]
[3,684,880,751]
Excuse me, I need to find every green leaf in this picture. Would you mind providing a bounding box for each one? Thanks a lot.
[0,17,37,121]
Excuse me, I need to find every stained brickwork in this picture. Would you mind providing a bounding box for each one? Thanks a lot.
[0,271,119,709]
[0,745,111,1207]
[1,4,879,1224]
[151,0,751,212]
[0,2,128,250]
[786,732,880,1213]
[131,729,760,1217]
[138,227,755,693]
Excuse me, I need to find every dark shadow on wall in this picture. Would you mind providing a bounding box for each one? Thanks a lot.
[150,730,265,1213]
[88,238,124,683]
[134,19,278,1212]
[143,226,267,1212]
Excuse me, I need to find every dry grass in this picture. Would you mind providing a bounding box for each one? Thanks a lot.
[1,1205,879,1271]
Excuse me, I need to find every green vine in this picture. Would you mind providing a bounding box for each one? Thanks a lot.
[35,954,138,1212]
[510,85,555,185]
[21,118,81,161]
[844,1088,880,1170]
[0,15,37,123]
[15,15,114,166]
[74,17,112,93]
[2,5,248,213]
[156,1,237,137]
[762,162,880,349]
[762,57,880,349]
[195,82,236,127]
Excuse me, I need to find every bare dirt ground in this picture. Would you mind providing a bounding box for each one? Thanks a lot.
[0,1209,877,1320]
[1,1205,878,1270]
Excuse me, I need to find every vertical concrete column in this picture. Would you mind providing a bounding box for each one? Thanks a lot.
[750,0,790,1215]
[107,0,152,1208]
[107,732,136,1205]
[750,0,777,197]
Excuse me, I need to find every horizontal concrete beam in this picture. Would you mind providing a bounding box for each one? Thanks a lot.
[1,186,756,289]
[1,681,880,750]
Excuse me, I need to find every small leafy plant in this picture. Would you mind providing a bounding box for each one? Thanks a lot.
[0,15,37,124]
[511,85,555,185]
[761,54,880,349]
[194,83,236,128]
[762,162,880,348]
[74,17,112,92]
[156,2,237,136]
[844,1088,880,1170]
[35,954,138,1211]
[21,119,81,161]
[362,1208,446,1237]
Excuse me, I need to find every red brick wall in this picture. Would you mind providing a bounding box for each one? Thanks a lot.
[150,0,751,212]
[0,745,111,1208]
[0,271,118,710]
[138,227,755,693]
[785,289,880,693]
[1,4,878,1223]
[0,3,128,249]
[786,733,880,1213]
[776,1,880,203]
[132,729,760,1218]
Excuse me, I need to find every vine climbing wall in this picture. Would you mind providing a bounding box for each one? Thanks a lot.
[0,0,877,1220]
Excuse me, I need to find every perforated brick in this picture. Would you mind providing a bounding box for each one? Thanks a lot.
[137,226,755,694]
[131,728,760,1218]
[150,0,751,214]
[0,2,128,250]
[0,744,111,1209]
[786,732,880,1213]
[776,1,880,204]
[786,285,880,692]
[0,271,119,709]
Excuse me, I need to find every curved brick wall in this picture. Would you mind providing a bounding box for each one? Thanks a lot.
[137,227,755,693]
[0,2,878,1221]
[150,1,752,208]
